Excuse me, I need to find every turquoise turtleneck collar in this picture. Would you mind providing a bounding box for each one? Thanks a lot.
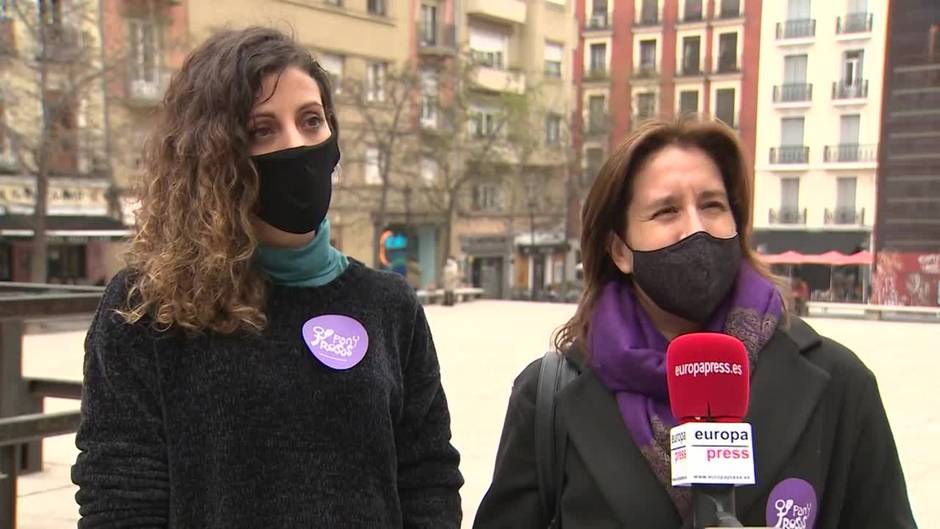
[255,218,349,287]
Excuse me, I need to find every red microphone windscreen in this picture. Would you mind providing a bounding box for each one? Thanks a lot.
[666,333,750,423]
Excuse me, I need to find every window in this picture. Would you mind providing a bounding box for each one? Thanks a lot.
[682,36,700,74]
[545,114,561,145]
[720,0,740,18]
[780,178,800,213]
[473,183,500,211]
[366,62,386,102]
[783,54,808,84]
[420,69,437,128]
[679,90,698,115]
[367,0,386,16]
[715,88,735,127]
[836,177,857,222]
[365,147,383,184]
[781,117,805,145]
[636,92,656,120]
[588,95,606,131]
[585,147,604,181]
[589,43,606,74]
[591,0,608,26]
[420,4,437,46]
[318,53,344,94]
[639,40,657,73]
[470,107,500,137]
[544,41,563,77]
[128,19,159,84]
[718,33,738,72]
[421,157,438,184]
[48,244,86,281]
[787,0,810,21]
[843,50,864,86]
[470,26,508,69]
[640,0,658,24]
[0,244,10,281]
[683,0,703,21]
[39,0,64,28]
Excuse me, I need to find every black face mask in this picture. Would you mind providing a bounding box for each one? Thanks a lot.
[251,135,341,234]
[628,231,741,323]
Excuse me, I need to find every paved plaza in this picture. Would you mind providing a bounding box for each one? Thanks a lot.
[15,301,939,528]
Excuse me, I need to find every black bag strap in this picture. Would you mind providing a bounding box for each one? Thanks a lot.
[535,351,579,525]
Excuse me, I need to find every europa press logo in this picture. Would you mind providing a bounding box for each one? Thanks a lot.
[766,478,817,529]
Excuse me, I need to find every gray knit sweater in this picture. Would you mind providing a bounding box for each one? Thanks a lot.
[72,261,463,528]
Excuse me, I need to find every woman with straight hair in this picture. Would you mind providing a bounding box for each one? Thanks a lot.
[72,27,462,528]
[473,117,915,529]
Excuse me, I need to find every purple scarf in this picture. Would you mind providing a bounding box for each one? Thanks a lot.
[588,263,783,518]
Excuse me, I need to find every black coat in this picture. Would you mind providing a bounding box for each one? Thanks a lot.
[473,319,917,529]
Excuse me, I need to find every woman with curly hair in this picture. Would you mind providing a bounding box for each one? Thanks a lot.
[72,27,462,528]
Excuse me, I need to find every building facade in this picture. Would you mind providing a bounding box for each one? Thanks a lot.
[872,0,940,307]
[752,0,887,299]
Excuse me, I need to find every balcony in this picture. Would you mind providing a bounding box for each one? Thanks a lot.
[586,113,610,136]
[632,113,657,129]
[126,69,172,106]
[633,65,658,79]
[472,66,525,94]
[837,13,873,35]
[776,19,816,40]
[773,83,813,103]
[584,67,609,83]
[466,0,526,25]
[636,14,660,27]
[677,64,703,77]
[823,144,877,163]
[769,146,809,164]
[718,1,741,19]
[585,13,610,31]
[417,23,456,56]
[825,207,866,226]
[831,80,868,100]
[769,207,807,225]
[716,57,739,74]
[682,10,703,23]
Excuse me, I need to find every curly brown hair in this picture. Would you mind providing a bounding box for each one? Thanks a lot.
[554,117,787,354]
[121,27,338,334]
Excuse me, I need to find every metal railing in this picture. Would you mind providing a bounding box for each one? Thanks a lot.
[837,12,873,34]
[773,83,813,103]
[776,19,816,39]
[584,67,609,81]
[586,113,610,135]
[824,207,866,225]
[0,282,102,529]
[585,13,610,30]
[832,79,868,99]
[769,146,810,164]
[417,23,456,52]
[823,143,877,163]
[769,207,807,225]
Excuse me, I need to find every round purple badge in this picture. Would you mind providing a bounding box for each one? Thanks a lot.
[302,314,369,370]
[766,478,817,529]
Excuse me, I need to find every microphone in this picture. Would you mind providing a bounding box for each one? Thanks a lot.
[667,333,754,529]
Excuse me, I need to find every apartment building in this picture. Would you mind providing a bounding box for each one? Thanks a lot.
[752,0,887,295]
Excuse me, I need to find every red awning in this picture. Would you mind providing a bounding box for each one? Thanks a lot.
[759,250,873,266]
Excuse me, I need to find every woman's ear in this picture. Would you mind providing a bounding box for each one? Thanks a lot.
[609,232,633,275]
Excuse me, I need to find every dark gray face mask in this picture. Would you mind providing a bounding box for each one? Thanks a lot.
[628,231,741,323]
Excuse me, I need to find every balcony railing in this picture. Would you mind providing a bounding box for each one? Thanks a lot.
[633,65,658,78]
[718,1,741,18]
[837,13,873,34]
[769,146,809,164]
[832,80,868,99]
[678,64,702,76]
[776,19,816,39]
[584,67,609,81]
[417,23,456,53]
[585,13,610,30]
[636,14,660,27]
[717,57,739,73]
[769,207,807,225]
[773,83,813,103]
[823,143,877,163]
[825,207,866,225]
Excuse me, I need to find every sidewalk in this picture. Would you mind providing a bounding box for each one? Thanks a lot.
[16,303,937,528]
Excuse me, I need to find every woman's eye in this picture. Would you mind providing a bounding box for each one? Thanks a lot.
[652,207,678,219]
[250,126,273,140]
[304,114,323,129]
[704,201,727,210]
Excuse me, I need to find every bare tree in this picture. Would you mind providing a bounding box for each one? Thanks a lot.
[341,63,424,266]
[0,0,129,283]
